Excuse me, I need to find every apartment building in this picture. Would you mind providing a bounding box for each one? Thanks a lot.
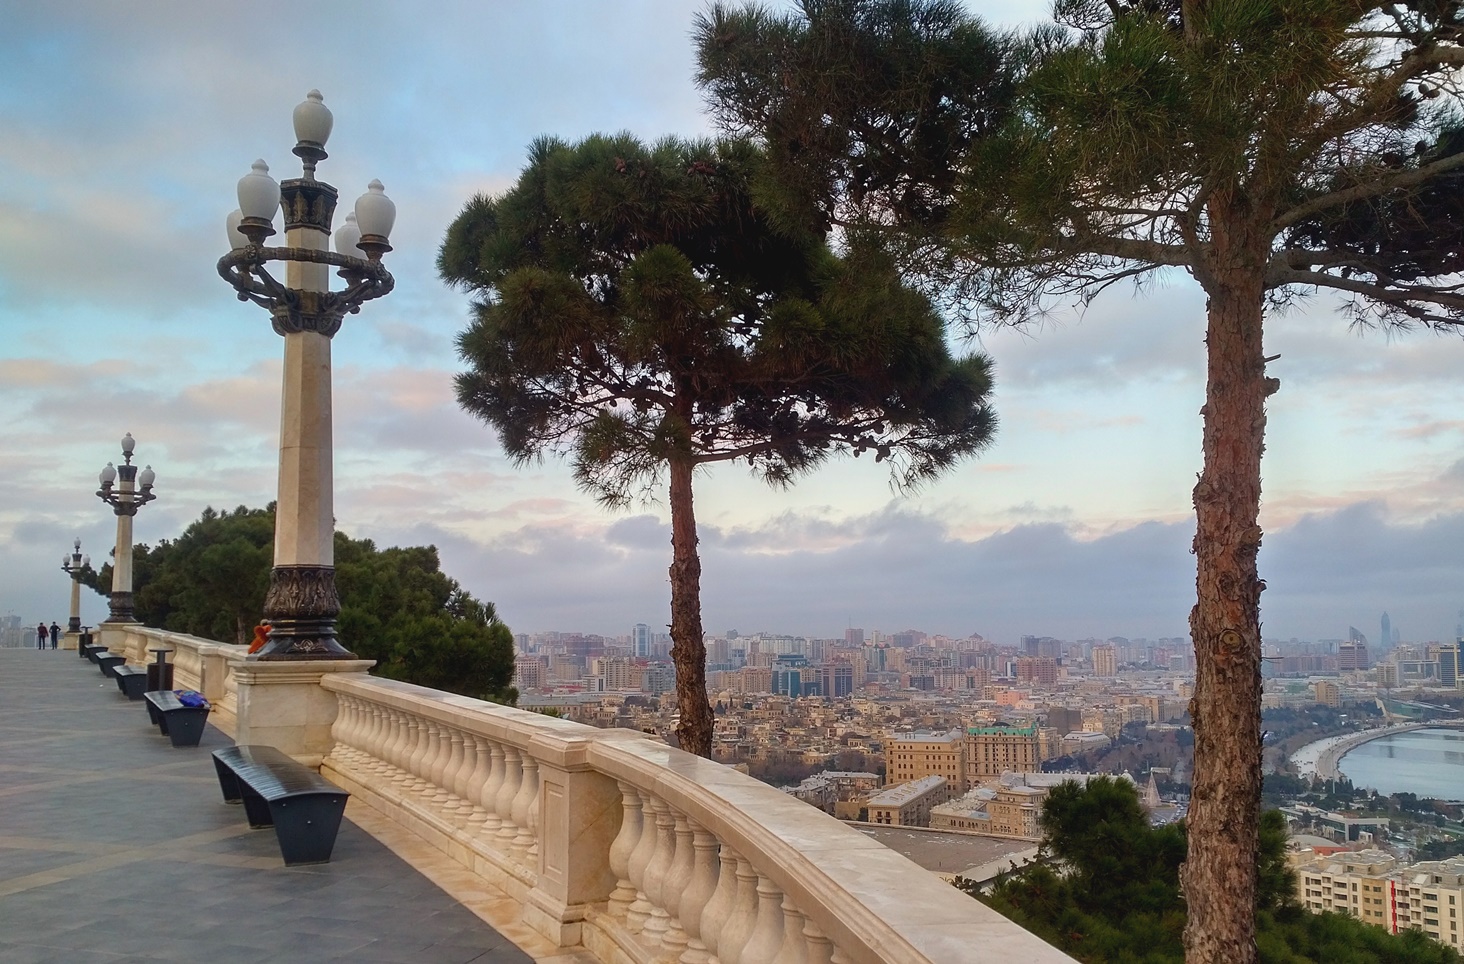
[887,729,967,792]
[965,724,1040,780]
[1295,850,1464,950]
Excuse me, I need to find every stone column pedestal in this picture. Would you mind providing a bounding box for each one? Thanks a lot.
[231,657,375,767]
[97,622,140,662]
[59,632,82,652]
[520,730,634,947]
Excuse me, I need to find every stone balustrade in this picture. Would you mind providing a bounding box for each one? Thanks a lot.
[319,673,1075,964]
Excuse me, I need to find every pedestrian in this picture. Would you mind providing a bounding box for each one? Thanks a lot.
[36,622,47,650]
[49,622,60,649]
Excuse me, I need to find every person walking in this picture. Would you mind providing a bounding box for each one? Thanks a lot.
[48,622,60,649]
[36,622,47,650]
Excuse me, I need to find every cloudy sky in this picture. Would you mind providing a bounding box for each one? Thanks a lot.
[4,1,1463,647]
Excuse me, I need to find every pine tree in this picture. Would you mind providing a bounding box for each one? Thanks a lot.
[698,2,1464,959]
[438,133,997,755]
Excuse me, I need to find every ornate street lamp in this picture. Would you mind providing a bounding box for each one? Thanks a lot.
[217,89,395,660]
[96,433,157,622]
[60,539,91,634]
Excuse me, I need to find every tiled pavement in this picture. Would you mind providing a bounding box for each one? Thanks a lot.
[0,649,542,964]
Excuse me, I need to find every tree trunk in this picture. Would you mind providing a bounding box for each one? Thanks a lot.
[1183,218,1270,964]
[667,457,715,757]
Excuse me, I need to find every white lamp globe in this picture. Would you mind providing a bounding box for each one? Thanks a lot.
[237,160,280,222]
[354,180,396,240]
[334,211,362,256]
[292,89,333,150]
[226,209,248,250]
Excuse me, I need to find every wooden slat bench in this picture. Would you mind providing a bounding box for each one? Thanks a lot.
[143,691,210,748]
[211,745,350,866]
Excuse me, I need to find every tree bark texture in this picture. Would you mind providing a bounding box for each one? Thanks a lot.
[1183,207,1270,964]
[668,457,715,757]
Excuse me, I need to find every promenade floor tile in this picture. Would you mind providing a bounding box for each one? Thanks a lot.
[0,649,537,963]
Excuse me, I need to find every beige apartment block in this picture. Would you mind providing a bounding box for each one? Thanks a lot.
[1295,851,1464,951]
[888,729,968,792]
[1092,644,1118,677]
[866,775,952,827]
[965,724,1040,781]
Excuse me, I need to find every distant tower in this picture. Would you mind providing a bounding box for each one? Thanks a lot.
[632,623,651,658]
[1142,773,1162,810]
[1380,612,1391,653]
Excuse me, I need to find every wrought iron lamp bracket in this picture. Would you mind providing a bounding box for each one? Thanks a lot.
[216,244,395,339]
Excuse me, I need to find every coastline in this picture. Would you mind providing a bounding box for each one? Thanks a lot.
[1289,723,1426,780]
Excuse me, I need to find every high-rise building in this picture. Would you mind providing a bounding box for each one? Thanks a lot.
[1440,642,1460,688]
[632,623,651,658]
[1380,612,1392,654]
[1015,656,1058,686]
[1092,644,1118,677]
[817,661,854,698]
[1339,639,1370,671]
[844,627,865,646]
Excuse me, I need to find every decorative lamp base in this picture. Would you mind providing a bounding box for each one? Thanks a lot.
[105,591,135,623]
[258,565,356,661]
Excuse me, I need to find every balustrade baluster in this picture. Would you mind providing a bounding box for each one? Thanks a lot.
[738,874,786,964]
[624,789,659,933]
[676,822,719,964]
[800,918,835,964]
[478,741,506,834]
[606,783,642,919]
[713,855,760,964]
[450,730,478,819]
[462,735,491,824]
[493,746,523,849]
[439,728,467,813]
[386,708,413,783]
[363,702,384,769]
[640,797,675,940]
[402,716,431,791]
[427,722,454,806]
[659,811,695,956]
[326,695,356,769]
[698,843,738,963]
[771,895,808,964]
[511,755,538,861]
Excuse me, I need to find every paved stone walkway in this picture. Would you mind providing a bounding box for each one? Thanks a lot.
[0,648,536,964]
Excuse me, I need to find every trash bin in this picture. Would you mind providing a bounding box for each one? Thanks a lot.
[78,629,93,659]
[147,648,174,692]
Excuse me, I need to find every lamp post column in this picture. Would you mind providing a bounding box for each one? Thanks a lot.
[60,539,90,649]
[262,173,348,658]
[96,434,155,624]
[219,89,394,663]
[68,561,82,633]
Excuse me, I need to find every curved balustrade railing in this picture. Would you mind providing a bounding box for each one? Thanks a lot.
[319,673,1075,964]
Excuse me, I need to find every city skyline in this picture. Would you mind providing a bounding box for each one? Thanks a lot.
[6,1,1464,645]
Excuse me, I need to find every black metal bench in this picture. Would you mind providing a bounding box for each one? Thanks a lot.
[143,691,210,748]
[113,665,148,700]
[96,653,126,678]
[211,745,350,866]
[83,644,108,664]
